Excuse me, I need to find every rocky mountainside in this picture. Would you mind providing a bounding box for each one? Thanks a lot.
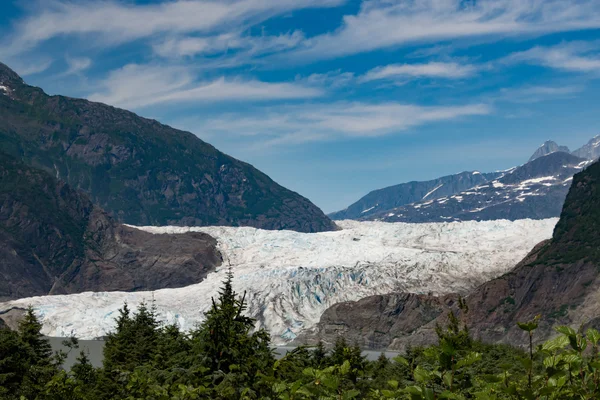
[328,170,502,220]
[367,152,590,223]
[0,62,335,233]
[529,140,571,162]
[333,136,599,224]
[294,293,457,349]
[0,152,222,301]
[459,157,600,345]
[304,159,600,350]
[572,135,600,161]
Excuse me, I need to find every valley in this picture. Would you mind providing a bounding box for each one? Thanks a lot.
[0,218,556,344]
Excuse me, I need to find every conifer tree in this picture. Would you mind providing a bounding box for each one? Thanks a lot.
[17,306,58,398]
[0,328,29,398]
[191,268,274,392]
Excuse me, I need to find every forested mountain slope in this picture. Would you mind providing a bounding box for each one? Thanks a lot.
[0,62,336,233]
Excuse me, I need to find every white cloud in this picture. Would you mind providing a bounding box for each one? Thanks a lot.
[6,0,342,55]
[297,70,356,88]
[11,59,54,76]
[280,0,600,62]
[504,41,600,72]
[88,64,323,109]
[360,62,478,83]
[153,31,304,59]
[494,85,584,104]
[196,101,491,148]
[63,56,91,76]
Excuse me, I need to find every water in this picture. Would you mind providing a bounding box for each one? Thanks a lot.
[48,338,399,370]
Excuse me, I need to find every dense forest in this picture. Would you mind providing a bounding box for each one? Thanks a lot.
[1,272,599,399]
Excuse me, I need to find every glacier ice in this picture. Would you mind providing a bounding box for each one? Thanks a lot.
[0,219,558,344]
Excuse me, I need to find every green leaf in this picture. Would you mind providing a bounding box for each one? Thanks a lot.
[394,355,409,366]
[517,322,538,332]
[272,382,287,393]
[387,380,399,390]
[541,334,570,352]
[339,360,351,375]
[342,389,361,400]
[555,326,576,337]
[456,352,482,368]
[587,328,600,345]
[414,365,432,383]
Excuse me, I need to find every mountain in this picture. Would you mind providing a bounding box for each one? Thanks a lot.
[572,135,600,161]
[328,171,502,220]
[304,159,600,350]
[366,152,590,223]
[0,152,222,301]
[333,136,599,224]
[459,157,600,345]
[529,140,571,162]
[0,62,336,233]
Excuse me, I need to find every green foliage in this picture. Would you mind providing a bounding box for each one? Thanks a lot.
[4,274,600,399]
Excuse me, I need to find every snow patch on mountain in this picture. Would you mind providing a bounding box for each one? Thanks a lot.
[0,219,557,343]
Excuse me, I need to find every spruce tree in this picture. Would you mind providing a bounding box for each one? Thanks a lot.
[17,306,58,398]
[0,328,29,398]
[191,269,274,392]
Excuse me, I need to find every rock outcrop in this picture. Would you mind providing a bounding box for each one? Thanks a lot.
[0,152,222,301]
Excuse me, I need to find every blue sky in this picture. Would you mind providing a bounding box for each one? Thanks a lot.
[2,0,600,213]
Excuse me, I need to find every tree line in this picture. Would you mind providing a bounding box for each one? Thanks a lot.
[0,270,598,399]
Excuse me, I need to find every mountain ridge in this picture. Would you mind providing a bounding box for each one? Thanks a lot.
[0,61,336,233]
[331,135,599,223]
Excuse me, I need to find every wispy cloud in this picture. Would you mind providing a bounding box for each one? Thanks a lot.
[88,64,323,109]
[5,0,342,55]
[195,101,491,148]
[359,62,478,83]
[504,41,600,72]
[279,0,600,63]
[493,84,585,104]
[63,56,92,76]
[296,70,356,89]
[153,31,304,59]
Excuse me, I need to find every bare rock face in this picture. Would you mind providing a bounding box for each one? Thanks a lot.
[0,152,222,301]
[0,61,335,233]
[295,293,457,350]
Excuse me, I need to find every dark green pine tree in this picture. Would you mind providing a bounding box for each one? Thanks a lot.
[0,328,29,398]
[311,341,328,368]
[103,301,160,372]
[102,301,133,372]
[18,306,53,364]
[191,268,274,391]
[71,349,97,388]
[329,336,349,366]
[17,306,59,398]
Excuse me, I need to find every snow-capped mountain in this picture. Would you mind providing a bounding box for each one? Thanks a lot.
[0,219,556,344]
[366,152,591,223]
[529,140,571,162]
[328,171,502,220]
[333,135,600,224]
[572,135,600,161]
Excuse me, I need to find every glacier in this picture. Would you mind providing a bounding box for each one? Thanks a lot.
[0,219,557,344]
